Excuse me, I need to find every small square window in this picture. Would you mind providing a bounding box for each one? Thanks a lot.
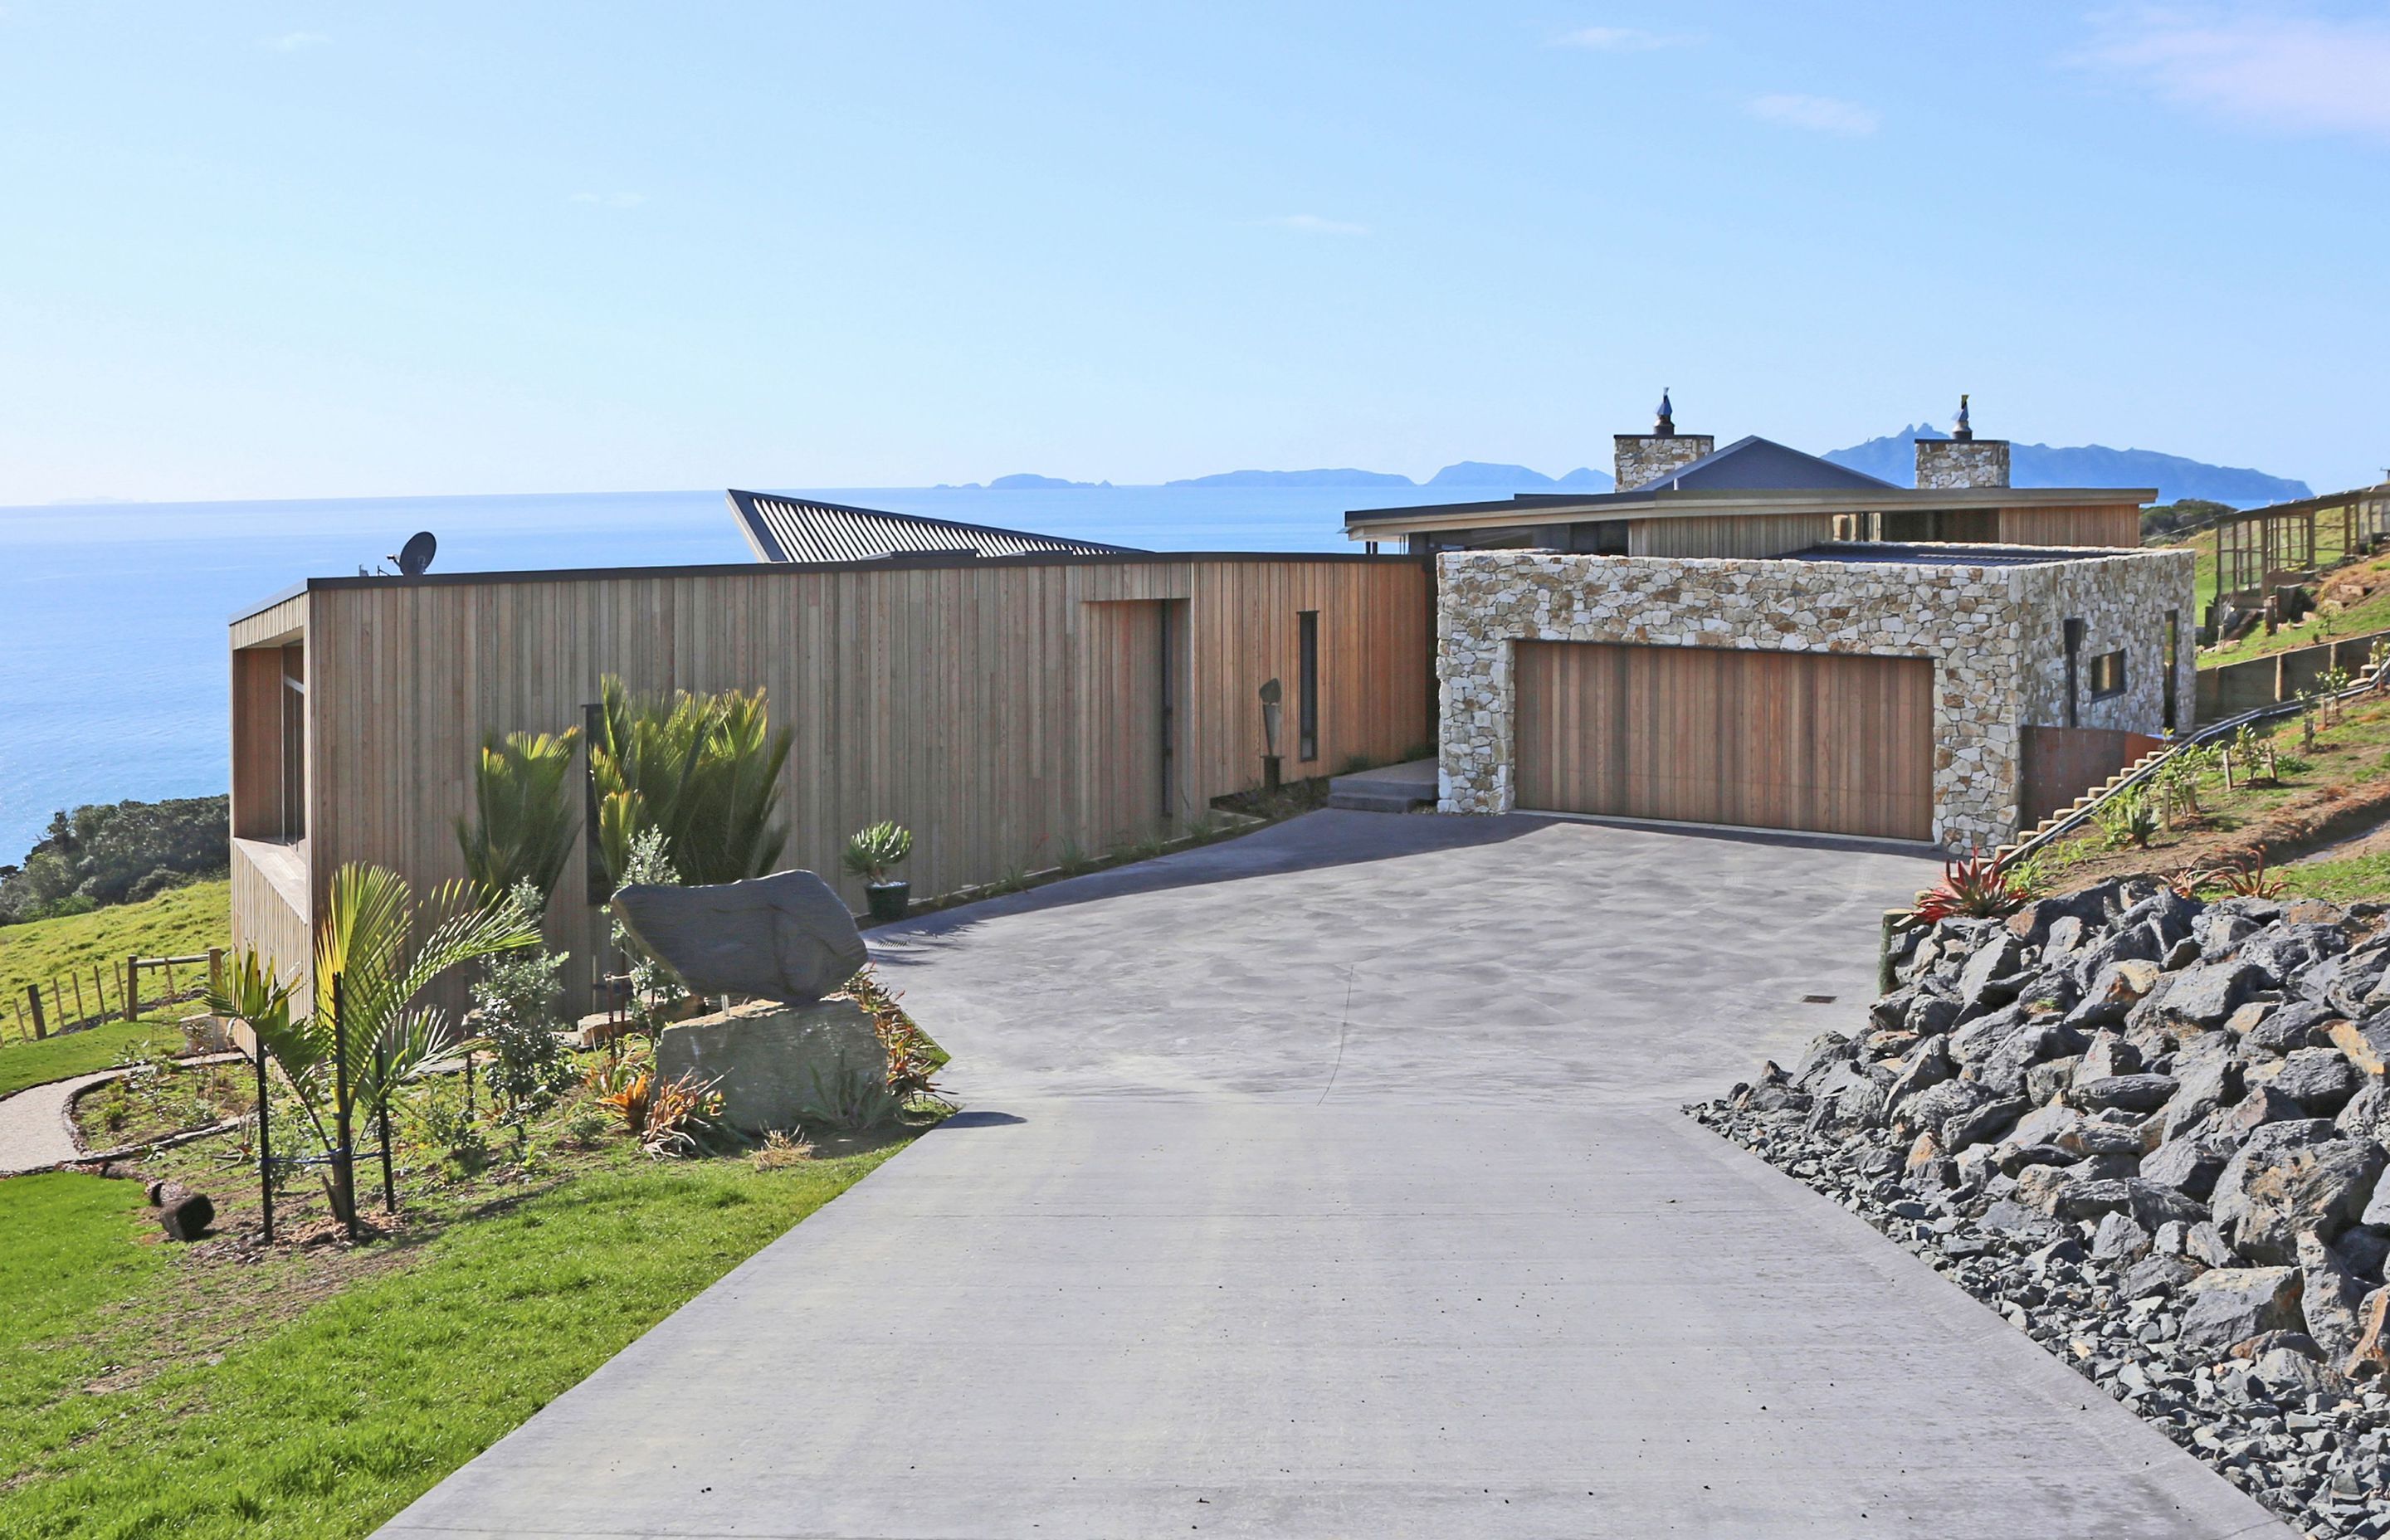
[2089,650,2127,699]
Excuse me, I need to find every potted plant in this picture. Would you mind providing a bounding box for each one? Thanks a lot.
[843,821,914,922]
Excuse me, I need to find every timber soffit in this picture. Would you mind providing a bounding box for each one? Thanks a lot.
[227,549,1428,627]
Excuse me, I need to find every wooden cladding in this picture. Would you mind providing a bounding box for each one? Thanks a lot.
[1514,641,1934,841]
[1629,513,1834,559]
[1997,504,2142,549]
[236,556,1432,1008]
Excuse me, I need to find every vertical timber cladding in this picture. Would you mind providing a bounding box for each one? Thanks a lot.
[1513,641,1934,841]
[283,554,1433,1013]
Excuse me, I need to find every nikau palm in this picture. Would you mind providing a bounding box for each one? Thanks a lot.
[455,729,582,905]
[210,863,539,1226]
[589,675,792,891]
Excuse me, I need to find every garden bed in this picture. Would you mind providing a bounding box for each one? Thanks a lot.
[1,962,948,1537]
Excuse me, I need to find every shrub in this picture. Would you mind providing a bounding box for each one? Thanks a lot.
[749,1129,815,1169]
[797,1058,900,1133]
[2095,787,2159,850]
[2192,847,2287,899]
[469,884,575,1125]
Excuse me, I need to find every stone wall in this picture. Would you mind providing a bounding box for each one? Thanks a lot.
[1436,546,2193,850]
[1916,439,2012,490]
[2016,547,2199,734]
[1613,434,1714,491]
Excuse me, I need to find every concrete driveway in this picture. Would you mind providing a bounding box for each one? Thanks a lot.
[381,812,2288,1539]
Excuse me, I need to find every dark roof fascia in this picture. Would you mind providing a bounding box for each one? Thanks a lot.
[1344,484,2161,530]
[227,549,1426,626]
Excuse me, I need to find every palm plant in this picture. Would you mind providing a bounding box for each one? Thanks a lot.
[209,864,540,1229]
[454,729,582,906]
[589,675,792,891]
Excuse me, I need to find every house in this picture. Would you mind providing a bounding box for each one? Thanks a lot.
[1344,395,2149,557]
[1383,400,2193,850]
[727,490,1139,563]
[228,547,1433,1010]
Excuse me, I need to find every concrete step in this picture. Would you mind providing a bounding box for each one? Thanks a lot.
[1326,789,1432,813]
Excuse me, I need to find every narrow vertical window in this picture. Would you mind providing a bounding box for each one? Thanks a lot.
[280,644,306,841]
[1298,611,1319,763]
[2163,610,2180,731]
[2063,618,2085,729]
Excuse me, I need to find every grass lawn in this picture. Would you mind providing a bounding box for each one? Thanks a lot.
[0,1017,190,1099]
[0,880,231,1040]
[2280,850,2390,906]
[0,1080,920,1538]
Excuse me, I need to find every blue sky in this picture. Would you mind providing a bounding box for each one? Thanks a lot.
[1,2,2384,501]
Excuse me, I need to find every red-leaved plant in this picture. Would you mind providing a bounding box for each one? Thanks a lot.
[1902,847,2032,929]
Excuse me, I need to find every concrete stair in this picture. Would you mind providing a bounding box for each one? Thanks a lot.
[1326,757,1437,813]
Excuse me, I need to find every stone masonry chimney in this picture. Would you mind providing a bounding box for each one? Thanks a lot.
[1914,392,2010,489]
[1613,389,1714,490]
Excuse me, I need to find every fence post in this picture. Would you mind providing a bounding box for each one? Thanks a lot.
[27,984,46,1040]
[70,972,85,1023]
[125,954,140,1021]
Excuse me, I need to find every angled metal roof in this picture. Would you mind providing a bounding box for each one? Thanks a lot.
[1627,435,1897,494]
[727,490,1142,564]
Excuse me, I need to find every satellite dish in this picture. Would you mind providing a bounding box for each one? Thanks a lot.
[393,531,437,578]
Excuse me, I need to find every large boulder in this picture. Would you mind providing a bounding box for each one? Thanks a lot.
[2212,1123,2385,1264]
[1957,932,2028,1014]
[1892,1078,1997,1141]
[611,870,869,1005]
[2179,1266,2306,1351]
[2159,1053,2241,1142]
[656,996,888,1135]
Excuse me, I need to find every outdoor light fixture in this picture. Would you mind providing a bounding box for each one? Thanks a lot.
[1258,677,1282,792]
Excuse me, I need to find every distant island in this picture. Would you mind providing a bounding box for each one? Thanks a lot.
[1824,426,2312,506]
[1166,468,1412,488]
[986,473,1113,490]
[963,432,2308,505]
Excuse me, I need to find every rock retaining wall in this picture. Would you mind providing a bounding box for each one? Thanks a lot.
[1693,882,2390,1536]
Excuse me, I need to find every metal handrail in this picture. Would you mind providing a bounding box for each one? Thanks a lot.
[2002,652,2390,865]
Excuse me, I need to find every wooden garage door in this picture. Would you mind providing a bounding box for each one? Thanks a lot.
[1514,641,1934,841]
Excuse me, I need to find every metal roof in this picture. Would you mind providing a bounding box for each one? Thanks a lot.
[727,490,1142,563]
[1626,435,1897,494]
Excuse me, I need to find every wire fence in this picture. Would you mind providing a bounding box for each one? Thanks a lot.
[5,950,223,1046]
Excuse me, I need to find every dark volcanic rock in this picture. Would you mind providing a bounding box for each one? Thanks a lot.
[2212,1126,2385,1265]
[2071,1073,2178,1114]
[2178,1265,2306,1350]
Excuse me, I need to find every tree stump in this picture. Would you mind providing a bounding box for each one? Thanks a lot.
[149,1181,214,1242]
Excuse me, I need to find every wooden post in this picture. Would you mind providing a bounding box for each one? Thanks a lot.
[255,1040,275,1245]
[51,980,64,1029]
[125,954,140,1021]
[163,958,177,1003]
[207,948,224,1003]
[27,984,46,1040]
[94,967,108,1020]
[70,972,85,1023]
[332,972,358,1240]
[9,994,22,1041]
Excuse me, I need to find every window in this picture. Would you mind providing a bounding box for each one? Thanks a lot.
[2090,650,2127,699]
[2062,618,2085,728]
[2163,611,2180,730]
[1297,611,1319,762]
[280,646,306,841]
[1568,519,1629,555]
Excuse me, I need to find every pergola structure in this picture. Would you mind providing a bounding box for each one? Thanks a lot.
[2210,480,2390,616]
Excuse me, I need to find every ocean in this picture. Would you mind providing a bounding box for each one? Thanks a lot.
[0,483,1454,864]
